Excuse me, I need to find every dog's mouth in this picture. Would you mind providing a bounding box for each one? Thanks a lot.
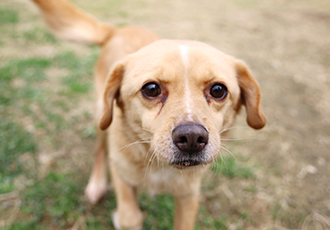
[169,149,212,169]
[171,159,202,168]
[170,154,211,169]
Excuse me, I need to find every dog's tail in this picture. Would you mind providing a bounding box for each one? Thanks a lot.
[31,0,114,45]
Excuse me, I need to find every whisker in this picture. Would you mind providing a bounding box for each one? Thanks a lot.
[125,122,154,133]
[144,143,155,165]
[219,125,251,134]
[219,145,236,159]
[221,137,259,141]
[144,145,159,184]
[209,159,219,180]
[217,149,229,172]
[119,139,151,152]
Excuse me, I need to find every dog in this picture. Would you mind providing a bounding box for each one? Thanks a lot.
[31,0,266,229]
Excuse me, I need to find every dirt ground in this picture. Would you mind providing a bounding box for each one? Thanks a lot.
[2,0,330,229]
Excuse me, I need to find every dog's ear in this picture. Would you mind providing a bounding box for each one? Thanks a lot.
[99,63,125,130]
[235,60,266,129]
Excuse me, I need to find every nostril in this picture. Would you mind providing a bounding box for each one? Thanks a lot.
[197,136,207,144]
[179,136,188,144]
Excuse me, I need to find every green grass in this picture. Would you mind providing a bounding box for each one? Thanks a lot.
[0,121,37,174]
[0,16,101,226]
[5,222,43,230]
[0,175,15,194]
[21,172,84,228]
[4,171,86,230]
[54,51,96,95]
[21,28,58,44]
[197,206,228,230]
[0,120,37,194]
[211,156,255,179]
[4,58,51,82]
[140,194,174,229]
[0,9,19,25]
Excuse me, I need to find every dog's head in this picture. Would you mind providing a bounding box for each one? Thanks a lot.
[100,40,265,169]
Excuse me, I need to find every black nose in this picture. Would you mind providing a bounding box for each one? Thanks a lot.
[172,123,209,153]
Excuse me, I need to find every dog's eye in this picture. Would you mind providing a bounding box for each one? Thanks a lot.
[142,82,161,98]
[210,84,228,99]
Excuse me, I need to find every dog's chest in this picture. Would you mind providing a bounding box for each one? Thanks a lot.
[144,167,203,196]
[115,157,200,196]
[144,168,184,195]
[146,168,182,194]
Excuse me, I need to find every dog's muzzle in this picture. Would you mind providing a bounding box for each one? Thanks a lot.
[171,123,209,168]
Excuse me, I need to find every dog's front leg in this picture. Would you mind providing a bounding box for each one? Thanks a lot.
[85,130,108,204]
[110,162,143,230]
[174,193,200,230]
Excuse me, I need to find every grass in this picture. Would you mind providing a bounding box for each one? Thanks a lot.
[140,194,174,229]
[0,8,18,25]
[21,172,85,228]
[211,156,255,179]
[21,28,58,44]
[0,18,98,225]
[0,121,37,172]
[0,2,260,230]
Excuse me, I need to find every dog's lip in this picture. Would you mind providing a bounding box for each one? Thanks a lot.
[170,159,204,169]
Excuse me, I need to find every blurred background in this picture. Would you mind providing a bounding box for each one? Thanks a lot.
[1,0,329,229]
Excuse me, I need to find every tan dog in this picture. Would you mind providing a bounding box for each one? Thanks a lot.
[31,0,266,229]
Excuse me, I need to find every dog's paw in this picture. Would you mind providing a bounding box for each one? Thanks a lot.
[84,180,107,204]
[112,212,121,230]
[112,212,143,230]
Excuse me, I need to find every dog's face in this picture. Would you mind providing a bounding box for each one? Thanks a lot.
[100,40,265,169]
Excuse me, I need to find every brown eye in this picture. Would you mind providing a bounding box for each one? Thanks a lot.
[142,82,161,98]
[210,84,228,99]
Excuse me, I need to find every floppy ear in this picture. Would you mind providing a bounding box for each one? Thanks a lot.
[99,63,125,130]
[235,60,266,129]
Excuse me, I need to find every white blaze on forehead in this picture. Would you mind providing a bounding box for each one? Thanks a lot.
[179,45,189,68]
[178,45,193,121]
